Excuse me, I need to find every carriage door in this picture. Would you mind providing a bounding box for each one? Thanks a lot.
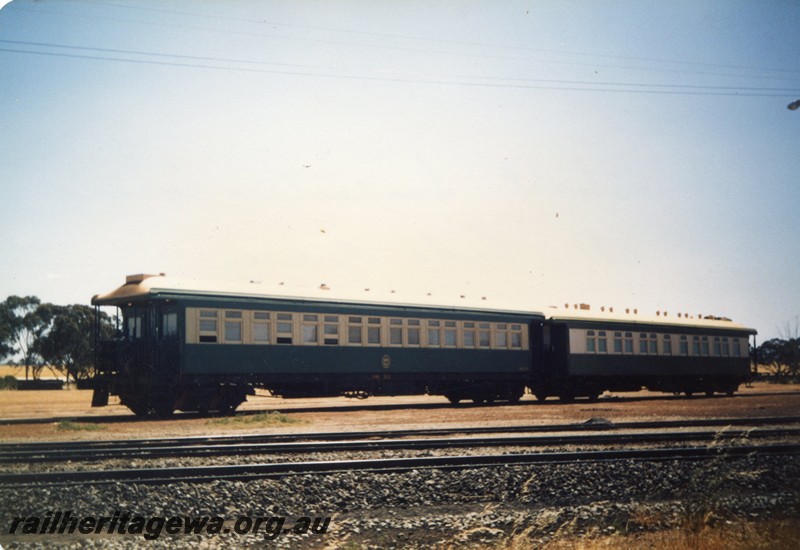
[156,305,181,376]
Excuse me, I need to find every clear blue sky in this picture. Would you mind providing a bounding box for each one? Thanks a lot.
[1,1,798,339]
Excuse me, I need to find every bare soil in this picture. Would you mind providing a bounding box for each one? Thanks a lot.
[1,382,799,442]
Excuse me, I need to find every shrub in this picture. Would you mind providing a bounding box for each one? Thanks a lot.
[0,375,18,390]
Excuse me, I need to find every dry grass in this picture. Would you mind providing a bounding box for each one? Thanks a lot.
[206,411,306,427]
[1,380,800,443]
[508,519,800,550]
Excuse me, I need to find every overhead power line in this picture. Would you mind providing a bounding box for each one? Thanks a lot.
[12,2,800,82]
[0,39,794,98]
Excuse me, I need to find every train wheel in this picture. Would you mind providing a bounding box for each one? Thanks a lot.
[216,404,237,417]
[534,393,547,402]
[153,403,175,418]
[445,394,461,405]
[705,390,715,397]
[558,393,575,404]
[126,402,149,417]
[684,391,694,397]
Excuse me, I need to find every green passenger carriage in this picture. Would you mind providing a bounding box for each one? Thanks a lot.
[92,274,543,417]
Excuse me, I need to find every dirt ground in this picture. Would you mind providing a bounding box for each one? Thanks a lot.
[1,382,799,442]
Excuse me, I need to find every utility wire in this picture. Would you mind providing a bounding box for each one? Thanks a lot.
[11,2,800,82]
[67,0,800,76]
[0,43,791,97]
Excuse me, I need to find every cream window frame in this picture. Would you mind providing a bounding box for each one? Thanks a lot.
[222,310,244,344]
[443,321,457,348]
[275,312,294,345]
[509,324,524,350]
[477,322,491,349]
[366,317,383,346]
[662,334,673,355]
[252,311,271,344]
[388,318,404,347]
[323,315,340,346]
[347,316,364,346]
[612,332,623,354]
[462,321,477,348]
[623,332,634,354]
[596,330,608,353]
[679,335,689,356]
[426,319,441,348]
[406,319,421,347]
[198,309,219,344]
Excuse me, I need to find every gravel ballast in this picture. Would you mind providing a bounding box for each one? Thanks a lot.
[1,453,798,549]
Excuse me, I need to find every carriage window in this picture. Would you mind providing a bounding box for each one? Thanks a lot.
[323,315,339,345]
[276,313,293,344]
[624,332,633,353]
[367,317,381,345]
[303,325,318,344]
[662,334,672,355]
[463,322,476,348]
[348,316,363,344]
[496,323,509,349]
[224,311,242,343]
[389,318,403,346]
[444,321,457,347]
[510,324,523,349]
[721,337,730,356]
[127,315,143,340]
[586,330,596,353]
[613,332,622,353]
[427,320,441,347]
[253,312,270,343]
[713,337,721,356]
[407,319,420,346]
[731,338,741,357]
[597,331,607,353]
[198,310,217,343]
[701,336,710,356]
[649,333,658,354]
[679,335,689,356]
[639,333,648,354]
[478,323,491,347]
[162,313,178,338]
[302,314,318,344]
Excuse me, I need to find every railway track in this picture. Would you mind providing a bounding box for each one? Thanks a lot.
[3,415,798,462]
[2,427,799,464]
[2,443,798,487]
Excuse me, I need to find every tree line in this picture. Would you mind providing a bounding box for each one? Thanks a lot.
[756,337,800,378]
[0,295,114,384]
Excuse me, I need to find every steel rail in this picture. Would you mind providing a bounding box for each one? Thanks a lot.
[1,443,798,487]
[3,415,799,454]
[2,390,800,426]
[1,427,799,464]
